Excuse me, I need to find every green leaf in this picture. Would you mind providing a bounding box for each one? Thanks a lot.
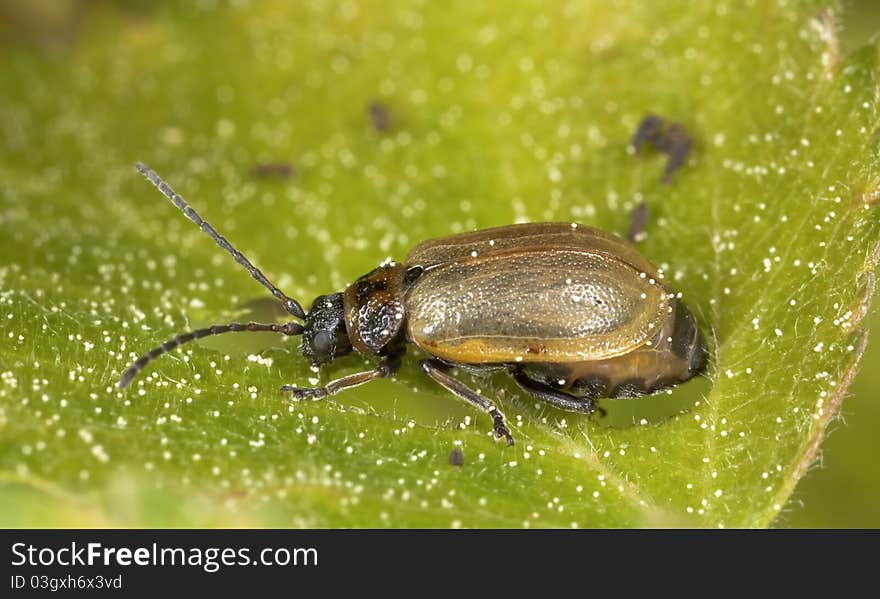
[2,0,879,528]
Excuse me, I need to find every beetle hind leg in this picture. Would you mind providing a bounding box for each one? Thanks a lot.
[512,370,602,415]
[419,359,514,446]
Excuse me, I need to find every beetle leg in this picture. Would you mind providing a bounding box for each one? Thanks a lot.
[419,359,514,446]
[281,357,400,400]
[512,370,601,415]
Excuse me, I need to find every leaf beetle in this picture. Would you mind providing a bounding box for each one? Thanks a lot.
[120,163,709,445]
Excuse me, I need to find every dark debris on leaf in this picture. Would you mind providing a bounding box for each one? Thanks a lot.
[631,113,692,183]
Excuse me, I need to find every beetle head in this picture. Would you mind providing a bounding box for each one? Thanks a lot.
[302,293,353,366]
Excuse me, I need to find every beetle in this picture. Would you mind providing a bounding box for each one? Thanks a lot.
[120,163,709,446]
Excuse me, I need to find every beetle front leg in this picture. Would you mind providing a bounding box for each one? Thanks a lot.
[419,359,514,446]
[281,357,400,400]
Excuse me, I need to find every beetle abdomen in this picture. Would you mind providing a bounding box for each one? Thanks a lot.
[405,249,669,364]
[517,298,708,398]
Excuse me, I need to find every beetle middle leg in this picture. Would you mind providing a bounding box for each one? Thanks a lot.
[512,370,601,415]
[419,359,514,446]
[281,353,402,400]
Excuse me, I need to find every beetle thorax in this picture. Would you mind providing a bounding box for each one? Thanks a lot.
[343,262,408,355]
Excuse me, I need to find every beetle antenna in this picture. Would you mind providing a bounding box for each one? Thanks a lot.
[135,162,307,320]
[118,321,304,388]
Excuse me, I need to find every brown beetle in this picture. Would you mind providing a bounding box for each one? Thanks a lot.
[120,164,708,445]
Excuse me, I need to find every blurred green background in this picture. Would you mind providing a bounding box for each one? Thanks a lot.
[0,0,878,528]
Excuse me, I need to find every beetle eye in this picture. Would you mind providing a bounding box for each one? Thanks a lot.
[313,330,333,355]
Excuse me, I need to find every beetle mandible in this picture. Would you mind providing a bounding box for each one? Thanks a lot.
[120,163,709,445]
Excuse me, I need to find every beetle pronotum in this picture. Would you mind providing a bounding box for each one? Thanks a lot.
[120,163,708,445]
